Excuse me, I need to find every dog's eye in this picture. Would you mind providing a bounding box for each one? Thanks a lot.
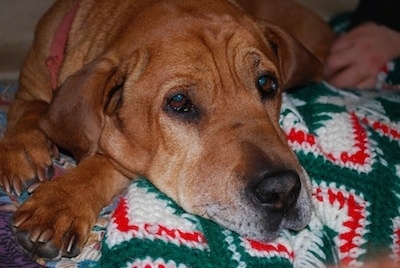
[168,94,194,113]
[257,74,278,99]
[165,93,199,122]
[165,93,199,121]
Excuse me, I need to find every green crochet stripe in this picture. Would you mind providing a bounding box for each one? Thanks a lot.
[386,58,400,85]
[99,238,211,268]
[284,84,346,135]
[377,96,400,122]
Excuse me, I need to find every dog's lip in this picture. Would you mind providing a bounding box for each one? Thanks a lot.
[282,207,311,231]
[210,214,282,242]
[282,178,313,231]
[203,199,300,241]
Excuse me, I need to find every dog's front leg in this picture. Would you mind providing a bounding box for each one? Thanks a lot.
[12,153,130,259]
[0,99,57,196]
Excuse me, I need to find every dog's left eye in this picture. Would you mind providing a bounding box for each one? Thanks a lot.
[257,74,278,99]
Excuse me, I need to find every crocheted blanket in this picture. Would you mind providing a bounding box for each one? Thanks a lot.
[0,81,400,268]
[99,83,400,268]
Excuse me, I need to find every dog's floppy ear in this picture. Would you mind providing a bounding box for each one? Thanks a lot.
[259,22,322,90]
[40,56,127,161]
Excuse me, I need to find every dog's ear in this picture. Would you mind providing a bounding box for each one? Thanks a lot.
[40,56,128,162]
[259,22,322,90]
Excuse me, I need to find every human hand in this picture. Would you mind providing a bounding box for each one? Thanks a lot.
[323,22,400,89]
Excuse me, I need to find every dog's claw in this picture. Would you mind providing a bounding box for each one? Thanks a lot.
[38,229,54,243]
[27,182,42,194]
[63,234,80,257]
[66,234,76,254]
[12,176,23,196]
[2,166,53,196]
[37,167,46,182]
[51,144,60,160]
[1,175,11,194]
[13,213,30,228]
[28,226,42,243]
[37,167,49,182]
[37,165,54,182]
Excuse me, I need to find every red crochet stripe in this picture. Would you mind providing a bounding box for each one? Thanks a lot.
[362,117,400,140]
[286,112,370,168]
[113,197,138,232]
[246,239,294,260]
[314,186,368,266]
[112,197,206,246]
[131,263,168,268]
[287,128,316,146]
[333,112,369,165]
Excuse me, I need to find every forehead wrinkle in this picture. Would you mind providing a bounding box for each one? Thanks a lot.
[145,12,263,107]
[199,28,245,102]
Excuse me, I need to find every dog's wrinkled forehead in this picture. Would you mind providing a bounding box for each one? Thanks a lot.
[128,0,272,57]
[129,6,278,88]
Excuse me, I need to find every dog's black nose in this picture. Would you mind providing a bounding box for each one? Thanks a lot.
[251,169,301,211]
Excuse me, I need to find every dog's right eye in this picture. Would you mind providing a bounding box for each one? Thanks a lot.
[169,94,193,113]
[164,93,199,121]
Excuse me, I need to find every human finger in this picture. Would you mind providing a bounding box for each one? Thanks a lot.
[323,43,358,79]
[326,62,373,89]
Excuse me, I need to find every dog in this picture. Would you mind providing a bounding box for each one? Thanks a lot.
[0,0,332,260]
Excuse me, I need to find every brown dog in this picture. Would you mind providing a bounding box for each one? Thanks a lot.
[0,0,330,260]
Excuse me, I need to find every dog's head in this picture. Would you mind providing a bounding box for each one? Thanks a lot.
[40,0,320,241]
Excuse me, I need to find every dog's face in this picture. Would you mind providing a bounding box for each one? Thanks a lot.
[41,0,320,242]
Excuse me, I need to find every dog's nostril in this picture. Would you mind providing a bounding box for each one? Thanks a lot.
[252,169,301,211]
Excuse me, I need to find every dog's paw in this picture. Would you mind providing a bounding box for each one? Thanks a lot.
[0,130,59,196]
[12,180,93,259]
